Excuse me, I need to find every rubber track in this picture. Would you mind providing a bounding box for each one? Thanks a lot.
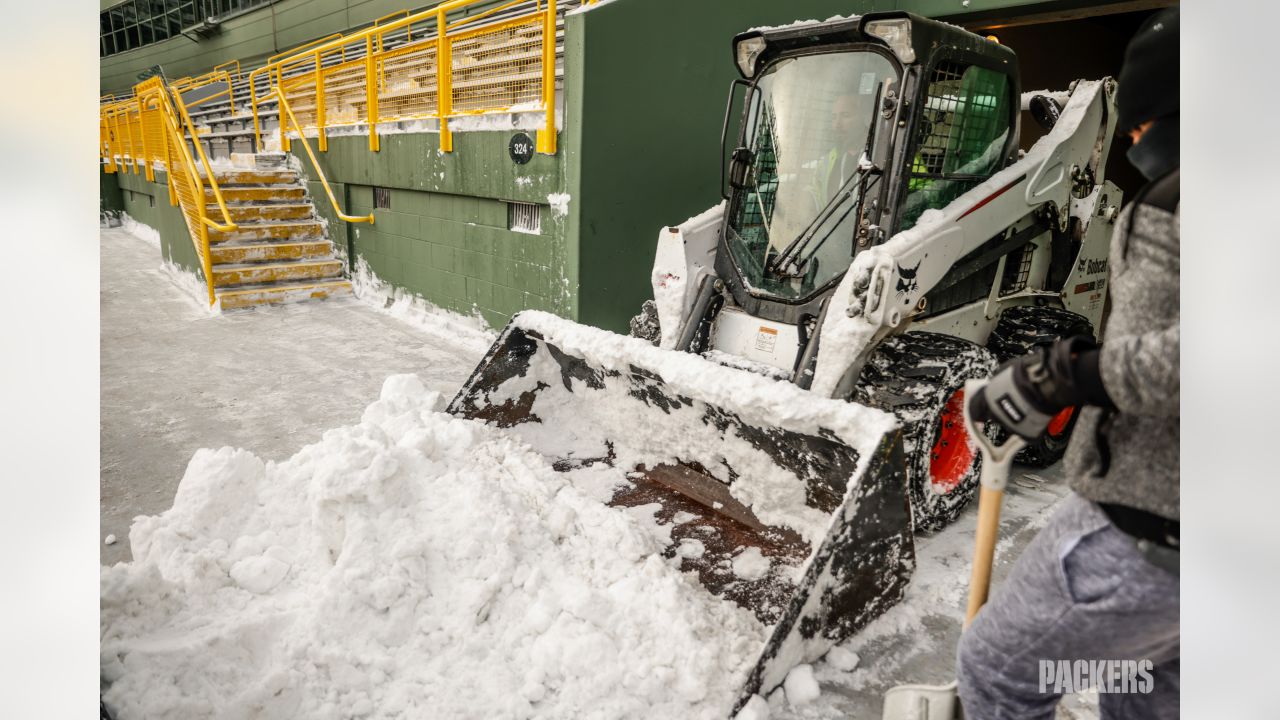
[854,331,998,533]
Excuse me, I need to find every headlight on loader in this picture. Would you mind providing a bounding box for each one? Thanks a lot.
[864,18,915,64]
[735,35,767,77]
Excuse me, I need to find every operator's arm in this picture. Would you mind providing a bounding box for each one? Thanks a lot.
[1098,324,1179,417]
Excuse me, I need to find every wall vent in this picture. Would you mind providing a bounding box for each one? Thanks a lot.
[374,186,391,209]
[508,201,541,235]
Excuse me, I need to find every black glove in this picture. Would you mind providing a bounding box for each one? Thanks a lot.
[969,335,1113,440]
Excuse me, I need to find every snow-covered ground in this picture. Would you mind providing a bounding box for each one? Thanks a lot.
[101,223,1095,719]
[99,225,490,567]
[767,459,1097,720]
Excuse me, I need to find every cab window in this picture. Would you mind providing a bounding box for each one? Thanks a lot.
[899,62,1013,231]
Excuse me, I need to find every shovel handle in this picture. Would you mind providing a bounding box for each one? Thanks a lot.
[960,380,1026,629]
[965,484,1004,627]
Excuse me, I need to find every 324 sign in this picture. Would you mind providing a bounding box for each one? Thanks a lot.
[509,133,534,164]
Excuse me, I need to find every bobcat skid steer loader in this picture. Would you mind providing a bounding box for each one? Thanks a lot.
[449,11,1121,712]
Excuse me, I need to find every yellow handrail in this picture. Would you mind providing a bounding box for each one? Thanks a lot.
[174,69,237,115]
[250,34,346,150]
[375,9,411,25]
[445,0,530,33]
[156,95,217,305]
[154,85,236,231]
[213,59,242,81]
[374,9,412,53]
[268,34,344,66]
[268,0,496,68]
[120,78,238,306]
[248,63,271,151]
[122,102,137,174]
[274,88,374,225]
[539,0,557,153]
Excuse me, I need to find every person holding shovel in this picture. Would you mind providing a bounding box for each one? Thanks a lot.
[956,8,1180,719]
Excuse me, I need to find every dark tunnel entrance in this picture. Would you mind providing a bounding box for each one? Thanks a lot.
[956,3,1176,199]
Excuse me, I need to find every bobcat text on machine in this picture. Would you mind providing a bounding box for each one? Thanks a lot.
[451,11,1121,714]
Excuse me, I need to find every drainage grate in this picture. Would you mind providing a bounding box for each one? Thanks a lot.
[374,186,391,209]
[508,201,541,234]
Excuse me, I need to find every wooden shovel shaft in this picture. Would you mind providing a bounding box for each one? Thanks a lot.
[964,484,1005,628]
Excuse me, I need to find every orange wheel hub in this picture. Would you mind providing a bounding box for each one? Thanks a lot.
[1047,406,1075,437]
[929,388,974,494]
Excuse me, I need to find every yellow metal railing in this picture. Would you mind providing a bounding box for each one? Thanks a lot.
[101,78,237,307]
[253,0,559,155]
[374,9,413,50]
[274,87,374,225]
[171,67,237,114]
[249,34,346,148]
[213,60,242,82]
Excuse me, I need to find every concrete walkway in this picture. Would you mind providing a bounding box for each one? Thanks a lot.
[100,226,487,565]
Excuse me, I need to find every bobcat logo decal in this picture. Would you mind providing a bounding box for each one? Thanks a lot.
[896,260,921,296]
[1076,257,1109,275]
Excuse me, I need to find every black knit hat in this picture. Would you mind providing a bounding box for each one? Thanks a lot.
[1116,8,1179,132]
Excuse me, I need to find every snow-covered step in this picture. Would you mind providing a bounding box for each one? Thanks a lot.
[208,220,325,243]
[206,185,306,203]
[212,258,343,288]
[188,151,349,309]
[206,168,298,185]
[217,279,352,310]
[208,239,332,265]
[224,203,313,222]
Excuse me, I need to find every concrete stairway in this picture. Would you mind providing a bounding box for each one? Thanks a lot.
[200,155,351,309]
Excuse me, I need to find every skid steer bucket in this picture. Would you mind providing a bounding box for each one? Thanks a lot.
[448,311,914,711]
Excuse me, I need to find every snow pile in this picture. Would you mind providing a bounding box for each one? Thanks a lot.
[502,312,898,546]
[566,0,623,14]
[704,349,792,382]
[120,214,160,247]
[546,192,571,218]
[823,646,860,672]
[782,664,820,706]
[747,15,855,33]
[281,103,563,140]
[101,374,767,719]
[116,214,221,314]
[732,547,772,581]
[735,694,771,720]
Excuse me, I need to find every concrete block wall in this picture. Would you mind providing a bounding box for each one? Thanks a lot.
[346,185,560,329]
[112,168,203,275]
[292,129,570,330]
[101,169,125,216]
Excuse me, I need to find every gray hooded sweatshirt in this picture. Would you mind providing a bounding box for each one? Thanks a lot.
[1066,168,1179,520]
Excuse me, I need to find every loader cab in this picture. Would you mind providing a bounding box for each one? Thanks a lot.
[717,13,1020,325]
